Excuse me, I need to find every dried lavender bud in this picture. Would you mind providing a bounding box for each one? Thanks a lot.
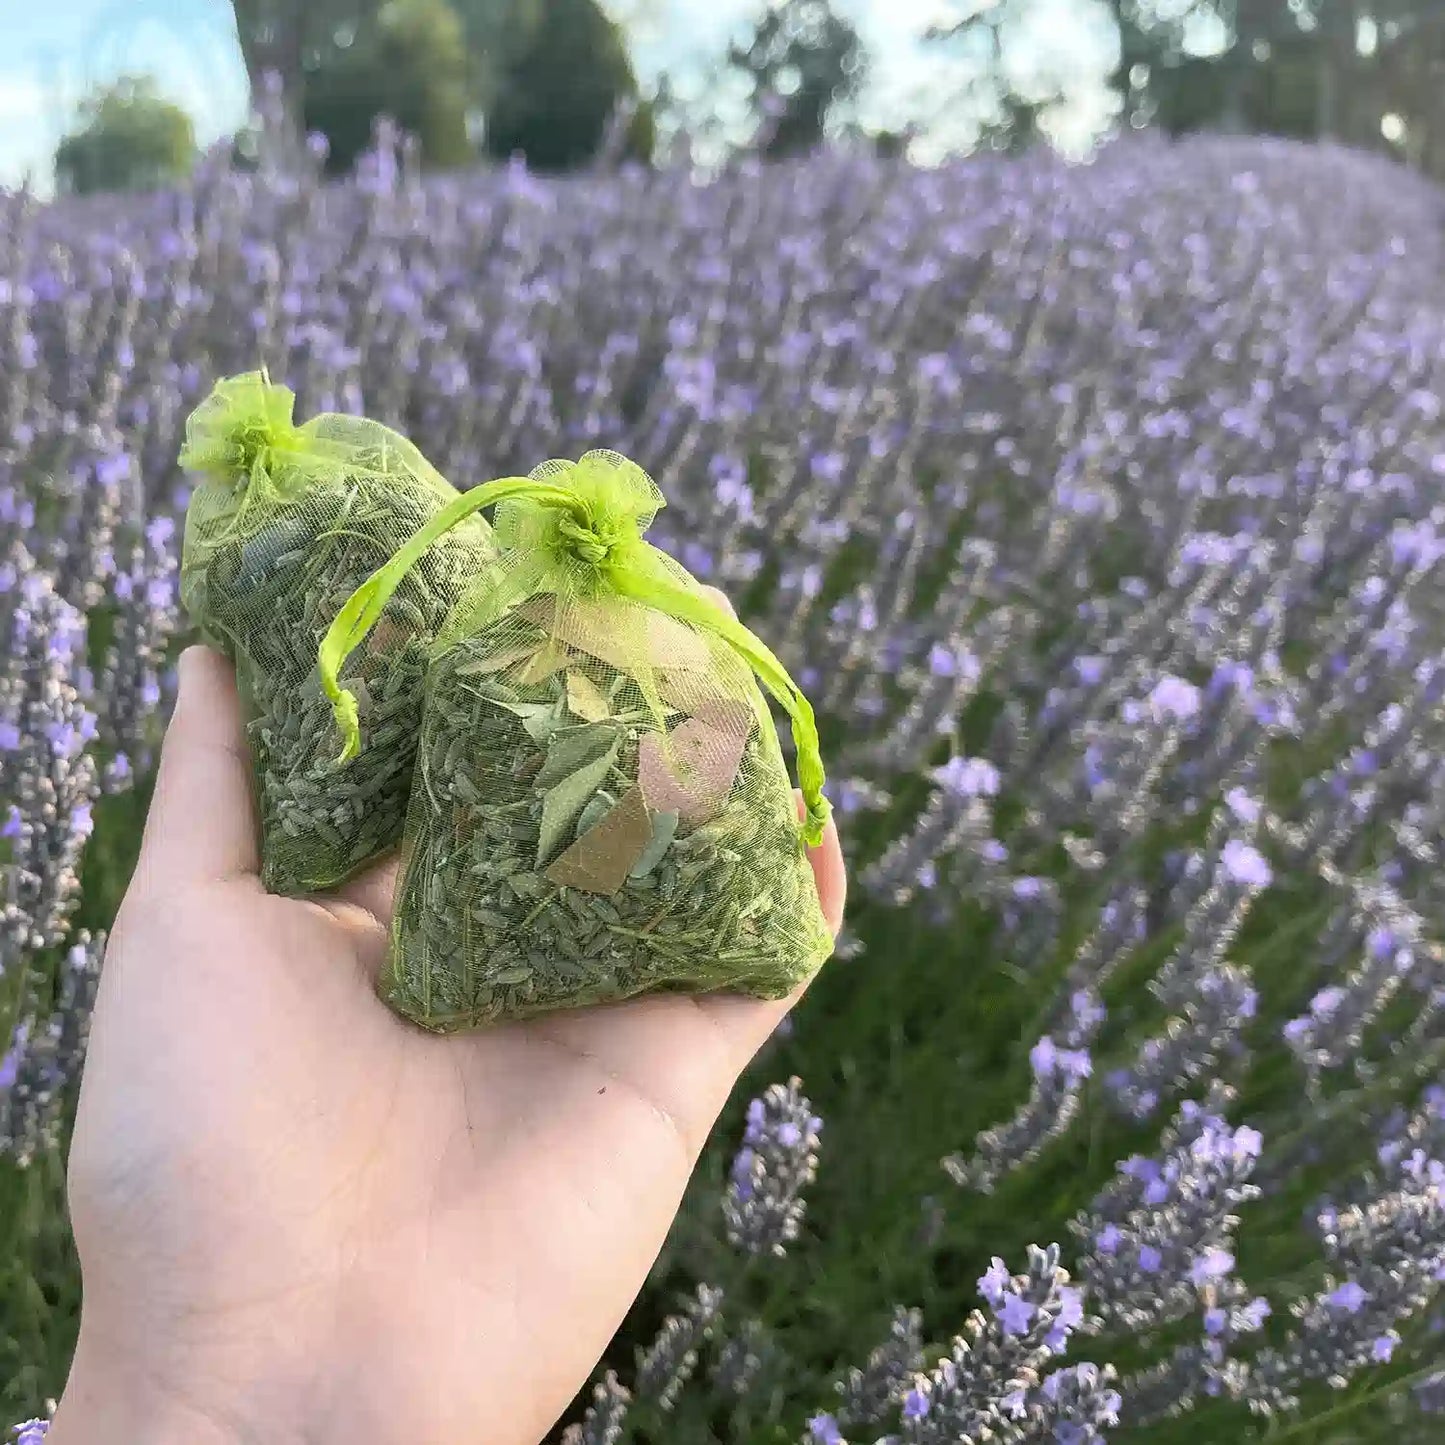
[724,1077,823,1258]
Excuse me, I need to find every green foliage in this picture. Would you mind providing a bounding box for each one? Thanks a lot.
[53,78,197,197]
[230,0,386,126]
[625,98,658,169]
[482,0,646,171]
[932,1,1445,175]
[302,0,474,173]
[728,0,867,159]
[1153,56,1230,137]
[447,0,545,107]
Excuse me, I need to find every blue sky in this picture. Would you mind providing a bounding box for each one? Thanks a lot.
[0,0,1120,189]
[0,0,250,187]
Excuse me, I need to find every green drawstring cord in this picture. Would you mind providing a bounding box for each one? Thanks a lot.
[318,476,577,764]
[608,569,830,846]
[316,472,833,848]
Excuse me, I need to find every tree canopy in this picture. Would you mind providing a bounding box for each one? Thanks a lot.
[933,0,1445,175]
[54,77,197,196]
[482,0,648,170]
[301,0,474,173]
[729,0,867,159]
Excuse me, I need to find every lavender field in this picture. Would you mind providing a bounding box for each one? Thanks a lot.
[5,129,1445,1441]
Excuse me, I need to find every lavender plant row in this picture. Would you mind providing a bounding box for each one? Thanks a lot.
[4,114,1445,1439]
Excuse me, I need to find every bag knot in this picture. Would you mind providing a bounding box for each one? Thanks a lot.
[555,509,631,567]
[180,369,300,487]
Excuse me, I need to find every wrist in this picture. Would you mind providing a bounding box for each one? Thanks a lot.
[47,1331,294,1445]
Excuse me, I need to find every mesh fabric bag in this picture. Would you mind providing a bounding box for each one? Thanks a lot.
[320,450,834,1031]
[179,371,494,895]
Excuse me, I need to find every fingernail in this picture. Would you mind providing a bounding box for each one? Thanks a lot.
[704,586,738,620]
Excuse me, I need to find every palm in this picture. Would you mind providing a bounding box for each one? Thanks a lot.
[60,648,844,1445]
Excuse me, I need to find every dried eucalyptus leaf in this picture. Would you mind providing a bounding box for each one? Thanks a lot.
[638,715,749,825]
[629,809,679,879]
[522,702,567,744]
[576,789,618,839]
[565,670,612,723]
[535,721,622,790]
[454,644,536,676]
[545,783,652,896]
[474,692,561,742]
[473,679,520,703]
[479,696,553,722]
[237,516,310,585]
[518,636,569,684]
[536,733,625,865]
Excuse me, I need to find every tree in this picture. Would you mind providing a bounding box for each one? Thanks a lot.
[927,1,1445,174]
[729,0,867,159]
[447,0,545,109]
[54,76,197,196]
[230,0,383,133]
[302,0,474,173]
[483,0,647,171]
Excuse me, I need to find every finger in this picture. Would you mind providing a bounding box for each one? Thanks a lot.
[527,799,846,1154]
[315,855,401,985]
[691,801,845,1065]
[132,646,259,890]
[807,802,848,938]
[330,853,401,925]
[701,585,737,619]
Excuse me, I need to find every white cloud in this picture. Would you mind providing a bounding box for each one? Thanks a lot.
[0,76,58,189]
[0,76,47,122]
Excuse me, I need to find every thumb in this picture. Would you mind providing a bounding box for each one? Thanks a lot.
[132,646,259,893]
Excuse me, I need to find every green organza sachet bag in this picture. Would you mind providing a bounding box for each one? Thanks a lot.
[318,449,834,1031]
[179,371,494,894]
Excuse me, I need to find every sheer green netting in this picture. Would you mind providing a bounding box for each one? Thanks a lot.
[179,371,496,895]
[319,449,834,1032]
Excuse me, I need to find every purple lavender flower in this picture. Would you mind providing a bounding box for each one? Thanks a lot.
[724,1079,821,1257]
[9,122,1445,1445]
[932,755,1001,798]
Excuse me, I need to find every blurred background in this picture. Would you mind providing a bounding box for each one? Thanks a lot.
[4,1,1445,197]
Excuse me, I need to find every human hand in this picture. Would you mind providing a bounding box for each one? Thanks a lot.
[48,641,845,1445]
